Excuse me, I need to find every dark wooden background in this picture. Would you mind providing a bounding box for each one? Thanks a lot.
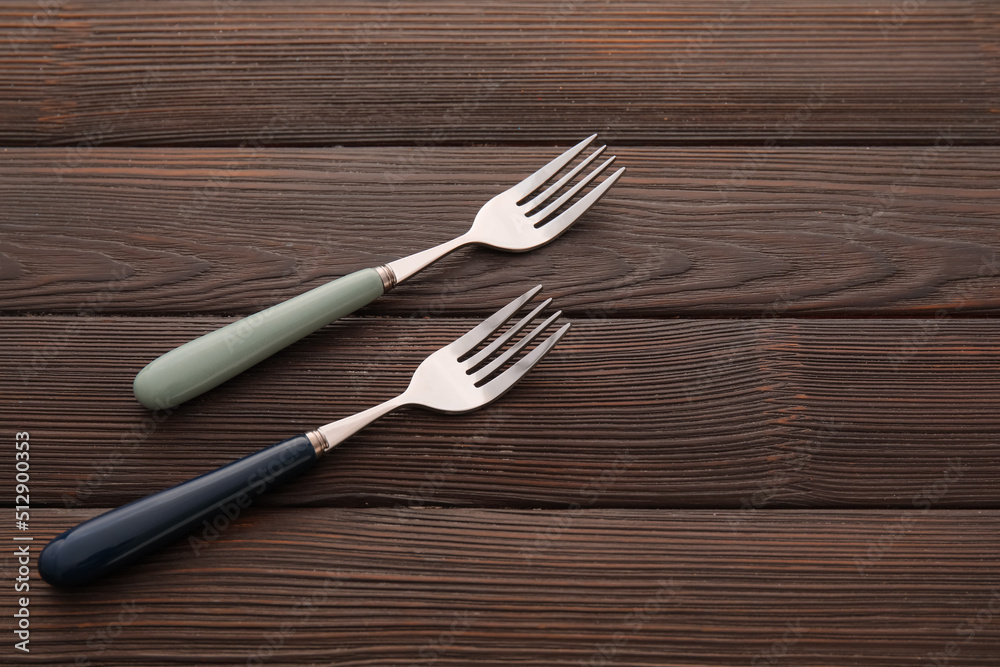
[2,2,999,665]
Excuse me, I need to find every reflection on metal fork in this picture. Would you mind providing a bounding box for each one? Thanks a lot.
[308,284,568,454]
[133,136,617,410]
[385,135,625,283]
[40,286,569,587]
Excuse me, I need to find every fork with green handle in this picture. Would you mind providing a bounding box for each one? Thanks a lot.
[132,135,623,409]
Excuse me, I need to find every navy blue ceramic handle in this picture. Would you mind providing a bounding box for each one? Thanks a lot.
[39,434,317,587]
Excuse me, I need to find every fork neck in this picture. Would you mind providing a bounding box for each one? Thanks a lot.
[383,233,475,286]
[308,393,411,457]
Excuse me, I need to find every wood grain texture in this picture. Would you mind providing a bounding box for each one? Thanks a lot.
[3,316,998,509]
[3,3,999,664]
[0,1,998,146]
[13,508,1000,666]
[1,146,999,316]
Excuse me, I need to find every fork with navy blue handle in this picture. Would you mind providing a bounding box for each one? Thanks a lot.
[40,286,568,587]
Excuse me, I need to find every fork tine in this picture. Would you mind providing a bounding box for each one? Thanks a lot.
[512,134,597,199]
[449,285,543,357]
[479,322,571,399]
[522,145,606,213]
[464,297,553,369]
[471,310,561,384]
[530,154,616,225]
[537,166,625,240]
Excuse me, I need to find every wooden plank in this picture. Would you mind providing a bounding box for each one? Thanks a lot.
[14,508,1000,665]
[1,146,998,316]
[0,1,997,145]
[4,316,998,509]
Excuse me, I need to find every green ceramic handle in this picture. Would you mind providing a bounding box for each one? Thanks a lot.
[133,268,386,409]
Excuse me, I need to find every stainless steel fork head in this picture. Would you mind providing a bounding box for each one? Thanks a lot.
[385,135,626,283]
[403,285,569,413]
[469,135,626,252]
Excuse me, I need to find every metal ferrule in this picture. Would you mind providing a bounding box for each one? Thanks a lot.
[307,429,331,457]
[375,264,397,292]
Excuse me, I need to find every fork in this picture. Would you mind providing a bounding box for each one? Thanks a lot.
[133,135,622,409]
[40,286,568,587]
